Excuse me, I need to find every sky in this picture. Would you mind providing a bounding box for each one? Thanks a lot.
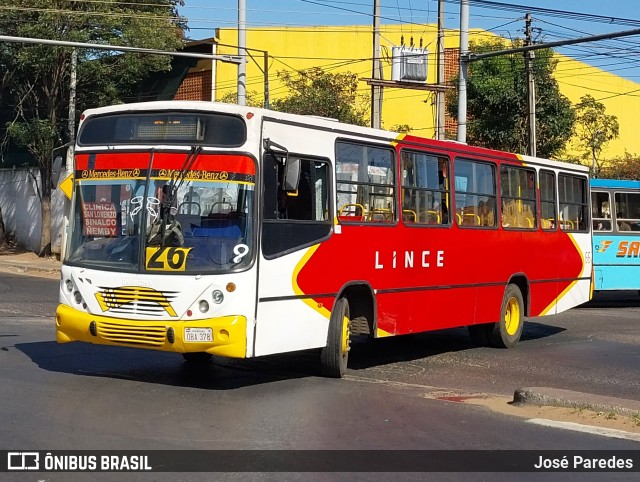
[178,0,640,84]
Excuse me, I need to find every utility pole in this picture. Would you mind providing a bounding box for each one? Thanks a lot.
[525,13,537,157]
[457,0,469,143]
[60,48,77,261]
[238,0,246,106]
[68,49,77,150]
[371,0,382,129]
[263,50,270,109]
[436,0,445,140]
[211,42,217,101]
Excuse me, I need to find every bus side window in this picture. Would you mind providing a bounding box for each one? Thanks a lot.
[336,141,396,224]
[400,150,450,226]
[278,160,328,221]
[614,191,640,232]
[454,158,496,229]
[593,220,612,231]
[262,152,331,258]
[558,174,589,232]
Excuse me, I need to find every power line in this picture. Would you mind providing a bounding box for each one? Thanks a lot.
[451,0,640,28]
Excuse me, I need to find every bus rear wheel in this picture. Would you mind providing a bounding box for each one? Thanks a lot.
[489,284,524,348]
[320,297,351,378]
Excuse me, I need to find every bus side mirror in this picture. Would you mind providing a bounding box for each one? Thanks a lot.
[284,156,301,192]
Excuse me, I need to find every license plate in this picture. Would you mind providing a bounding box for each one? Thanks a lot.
[184,328,212,343]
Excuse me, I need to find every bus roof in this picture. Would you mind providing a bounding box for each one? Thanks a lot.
[79,100,588,173]
[591,179,640,189]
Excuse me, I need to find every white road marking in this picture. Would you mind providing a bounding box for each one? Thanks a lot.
[527,418,640,442]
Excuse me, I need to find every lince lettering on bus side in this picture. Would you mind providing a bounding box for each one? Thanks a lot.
[374,250,445,270]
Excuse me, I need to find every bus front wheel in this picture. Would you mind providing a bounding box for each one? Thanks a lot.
[320,297,351,378]
[489,284,524,348]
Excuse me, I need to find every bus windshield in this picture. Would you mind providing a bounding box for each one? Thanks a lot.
[66,151,256,273]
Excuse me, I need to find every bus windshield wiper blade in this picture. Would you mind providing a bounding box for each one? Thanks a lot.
[166,145,202,210]
[159,146,202,246]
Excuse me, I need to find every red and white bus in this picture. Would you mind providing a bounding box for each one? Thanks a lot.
[56,101,592,377]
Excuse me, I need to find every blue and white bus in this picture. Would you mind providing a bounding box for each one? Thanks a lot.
[591,179,640,292]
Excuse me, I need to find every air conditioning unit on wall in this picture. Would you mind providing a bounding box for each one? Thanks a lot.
[391,46,428,82]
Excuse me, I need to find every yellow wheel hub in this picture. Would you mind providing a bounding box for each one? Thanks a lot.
[504,297,521,336]
[341,314,351,355]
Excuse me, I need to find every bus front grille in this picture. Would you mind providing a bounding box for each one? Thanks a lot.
[95,286,179,318]
[96,321,167,347]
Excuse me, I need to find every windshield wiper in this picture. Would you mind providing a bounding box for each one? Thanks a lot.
[158,146,202,247]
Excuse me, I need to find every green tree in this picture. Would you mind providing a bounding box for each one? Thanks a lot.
[573,94,619,176]
[219,89,264,108]
[0,0,185,255]
[599,152,640,180]
[271,67,369,126]
[389,124,413,134]
[446,39,575,158]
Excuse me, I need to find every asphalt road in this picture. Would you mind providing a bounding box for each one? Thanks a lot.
[0,272,638,481]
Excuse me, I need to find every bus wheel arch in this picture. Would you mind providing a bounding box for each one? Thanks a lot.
[338,282,376,337]
[507,274,529,317]
[468,277,527,348]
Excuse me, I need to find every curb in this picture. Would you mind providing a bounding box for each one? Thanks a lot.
[513,387,640,417]
[0,261,61,275]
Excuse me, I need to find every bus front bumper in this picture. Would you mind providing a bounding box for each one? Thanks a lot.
[55,304,247,358]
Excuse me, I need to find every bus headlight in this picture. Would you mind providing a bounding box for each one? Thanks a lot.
[212,290,224,304]
[65,280,73,292]
[199,300,209,313]
[73,291,83,304]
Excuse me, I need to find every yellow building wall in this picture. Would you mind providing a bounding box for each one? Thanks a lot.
[552,54,639,159]
[209,25,640,159]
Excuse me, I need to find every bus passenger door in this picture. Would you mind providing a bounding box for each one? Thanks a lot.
[254,151,334,356]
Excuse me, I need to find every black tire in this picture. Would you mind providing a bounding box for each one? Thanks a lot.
[468,323,492,346]
[182,352,213,364]
[488,284,525,348]
[320,297,351,378]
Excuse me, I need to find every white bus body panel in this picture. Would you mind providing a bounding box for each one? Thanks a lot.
[254,246,331,357]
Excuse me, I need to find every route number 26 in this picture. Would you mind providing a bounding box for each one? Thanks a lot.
[145,247,193,271]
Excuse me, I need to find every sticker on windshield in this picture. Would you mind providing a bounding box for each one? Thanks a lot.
[82,202,118,237]
[233,244,249,264]
[145,246,193,271]
[130,196,160,223]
